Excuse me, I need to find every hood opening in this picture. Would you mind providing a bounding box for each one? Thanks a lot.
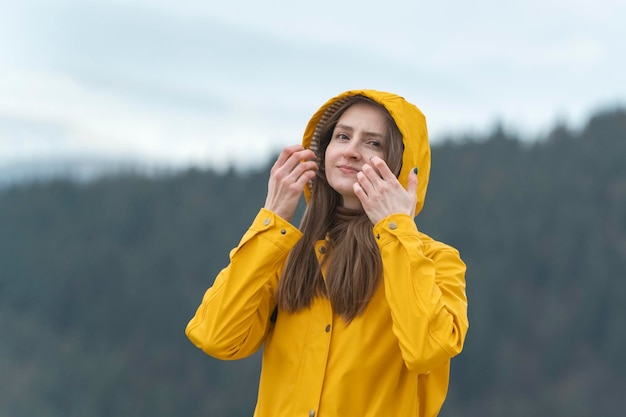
[302,89,431,216]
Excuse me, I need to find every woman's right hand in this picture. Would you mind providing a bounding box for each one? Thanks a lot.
[263,145,318,222]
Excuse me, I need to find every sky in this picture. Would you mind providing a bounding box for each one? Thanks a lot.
[1,0,625,179]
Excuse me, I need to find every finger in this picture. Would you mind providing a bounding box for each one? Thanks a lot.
[293,148,317,165]
[292,166,318,190]
[288,159,318,184]
[369,156,397,182]
[407,167,418,194]
[356,170,375,196]
[353,181,370,205]
[407,167,419,217]
[272,145,303,169]
[360,164,383,188]
[282,149,316,174]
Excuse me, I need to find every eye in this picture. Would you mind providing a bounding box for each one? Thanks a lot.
[335,133,349,141]
[367,139,382,147]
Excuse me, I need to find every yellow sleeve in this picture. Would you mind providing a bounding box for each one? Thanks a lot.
[185,208,302,360]
[373,213,469,374]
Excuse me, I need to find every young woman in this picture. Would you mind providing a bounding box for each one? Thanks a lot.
[186,90,469,417]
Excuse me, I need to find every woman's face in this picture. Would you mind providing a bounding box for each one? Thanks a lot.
[325,102,388,209]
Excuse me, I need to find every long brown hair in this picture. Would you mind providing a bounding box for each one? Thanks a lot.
[276,95,404,322]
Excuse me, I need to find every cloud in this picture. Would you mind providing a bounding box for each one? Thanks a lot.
[0,0,625,181]
[0,1,462,171]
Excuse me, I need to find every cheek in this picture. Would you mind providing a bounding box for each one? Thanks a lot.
[320,150,331,177]
[365,147,385,161]
[324,146,339,166]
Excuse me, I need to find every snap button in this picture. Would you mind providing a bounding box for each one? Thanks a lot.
[280,229,286,235]
[388,222,397,230]
[325,324,331,332]
[263,218,270,226]
[318,246,326,254]
[309,410,315,417]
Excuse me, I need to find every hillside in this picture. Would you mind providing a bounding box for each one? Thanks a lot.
[1,108,625,416]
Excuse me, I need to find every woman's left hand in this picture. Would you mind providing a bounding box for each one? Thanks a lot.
[353,156,418,225]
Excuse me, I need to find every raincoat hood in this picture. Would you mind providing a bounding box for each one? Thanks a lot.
[302,89,431,216]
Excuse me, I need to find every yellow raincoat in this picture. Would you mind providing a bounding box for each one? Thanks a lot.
[186,90,469,416]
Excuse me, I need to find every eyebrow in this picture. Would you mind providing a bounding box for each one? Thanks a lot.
[335,123,385,138]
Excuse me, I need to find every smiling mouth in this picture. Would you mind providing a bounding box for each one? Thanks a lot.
[337,165,359,174]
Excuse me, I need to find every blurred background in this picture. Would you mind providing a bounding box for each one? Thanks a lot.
[1,0,625,416]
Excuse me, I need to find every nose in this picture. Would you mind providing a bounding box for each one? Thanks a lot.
[342,140,361,160]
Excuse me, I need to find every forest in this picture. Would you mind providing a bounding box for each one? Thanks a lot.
[1,107,625,416]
